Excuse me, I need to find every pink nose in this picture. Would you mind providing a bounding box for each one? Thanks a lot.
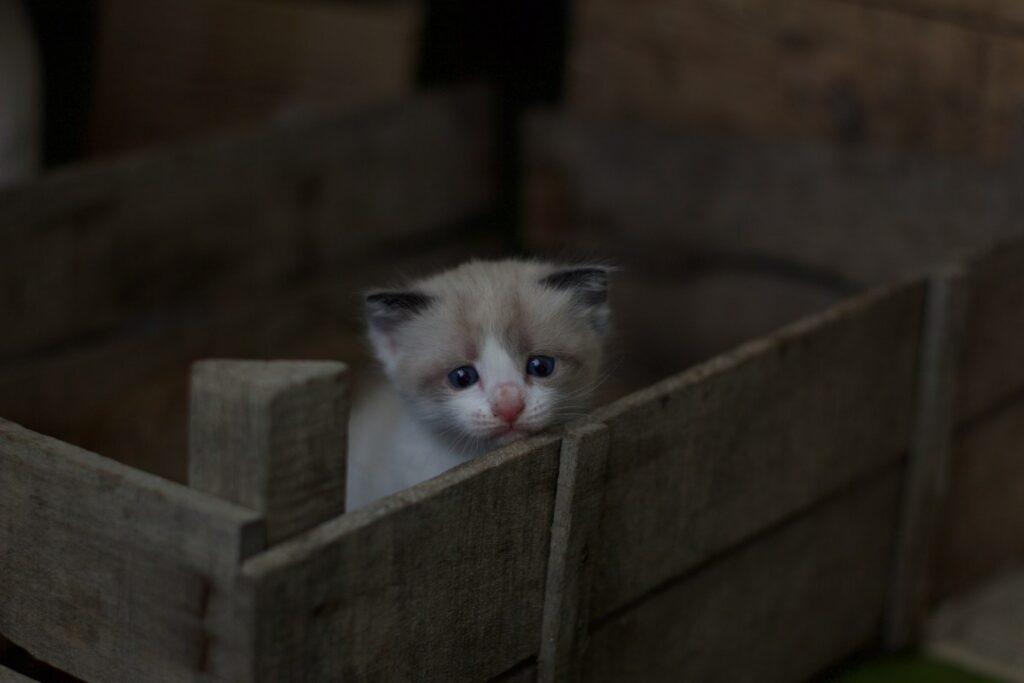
[491,383,525,424]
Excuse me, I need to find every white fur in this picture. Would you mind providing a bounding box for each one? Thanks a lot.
[347,260,609,510]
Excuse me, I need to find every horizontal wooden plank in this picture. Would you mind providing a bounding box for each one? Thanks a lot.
[0,419,264,682]
[957,239,1024,421]
[567,0,1024,156]
[589,280,924,616]
[0,88,494,359]
[842,0,1024,32]
[524,112,1024,288]
[934,399,1024,599]
[583,469,902,682]
[239,435,562,682]
[0,665,33,683]
[92,0,420,152]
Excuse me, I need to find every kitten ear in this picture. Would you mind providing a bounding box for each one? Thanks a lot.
[364,290,433,371]
[540,266,611,333]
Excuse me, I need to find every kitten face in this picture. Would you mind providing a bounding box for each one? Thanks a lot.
[365,260,610,452]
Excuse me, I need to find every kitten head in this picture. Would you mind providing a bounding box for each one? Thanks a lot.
[365,259,610,451]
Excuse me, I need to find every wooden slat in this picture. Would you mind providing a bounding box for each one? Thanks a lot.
[885,266,968,648]
[927,568,1024,683]
[524,111,1024,289]
[0,419,265,682]
[0,665,33,683]
[588,280,924,617]
[582,470,902,682]
[239,435,562,682]
[957,239,1024,421]
[843,0,1024,31]
[0,88,494,360]
[190,360,349,544]
[538,423,609,683]
[934,399,1024,598]
[567,0,1024,157]
[91,0,421,152]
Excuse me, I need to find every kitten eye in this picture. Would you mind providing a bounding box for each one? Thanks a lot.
[526,355,556,378]
[448,365,479,389]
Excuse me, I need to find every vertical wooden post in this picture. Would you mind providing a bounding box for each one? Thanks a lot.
[538,421,609,683]
[189,359,349,545]
[885,267,968,649]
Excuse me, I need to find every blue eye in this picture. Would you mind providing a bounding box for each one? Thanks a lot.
[448,365,479,389]
[526,355,556,378]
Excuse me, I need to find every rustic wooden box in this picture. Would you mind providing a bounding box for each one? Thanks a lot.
[2,88,1024,681]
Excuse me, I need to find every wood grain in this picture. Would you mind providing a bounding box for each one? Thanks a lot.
[568,0,1024,157]
[0,88,494,360]
[239,435,562,682]
[934,399,1024,599]
[0,665,33,683]
[91,0,421,152]
[582,470,902,682]
[0,418,264,682]
[957,239,1024,421]
[190,360,349,545]
[538,423,609,683]
[885,267,968,648]
[524,112,1024,289]
[588,280,924,616]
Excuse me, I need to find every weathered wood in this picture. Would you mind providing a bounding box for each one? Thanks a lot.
[957,239,1024,421]
[588,280,924,617]
[845,0,1024,32]
[0,665,33,683]
[538,422,609,683]
[885,266,969,649]
[927,568,1024,683]
[0,418,265,682]
[239,435,562,682]
[582,469,903,683]
[568,0,1024,157]
[190,360,349,545]
[934,398,1024,598]
[524,112,1024,289]
[92,0,421,152]
[0,88,494,360]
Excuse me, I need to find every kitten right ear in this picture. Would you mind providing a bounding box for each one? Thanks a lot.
[364,290,433,372]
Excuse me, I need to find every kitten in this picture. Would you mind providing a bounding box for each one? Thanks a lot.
[346,259,610,510]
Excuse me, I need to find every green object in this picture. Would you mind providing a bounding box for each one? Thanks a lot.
[826,655,1002,683]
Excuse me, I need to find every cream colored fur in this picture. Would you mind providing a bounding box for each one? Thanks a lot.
[346,259,609,509]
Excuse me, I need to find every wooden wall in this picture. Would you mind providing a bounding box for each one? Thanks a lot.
[1,278,930,682]
[934,240,1024,598]
[90,0,421,154]
[567,0,1024,158]
[523,111,1024,382]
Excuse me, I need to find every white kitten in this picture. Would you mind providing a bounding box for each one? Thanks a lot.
[346,259,610,509]
[0,0,41,187]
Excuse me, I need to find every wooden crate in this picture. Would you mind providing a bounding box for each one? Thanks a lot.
[0,278,925,681]
[3,83,1024,681]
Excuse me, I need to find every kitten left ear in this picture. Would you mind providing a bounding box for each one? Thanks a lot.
[364,290,433,371]
[540,266,611,333]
